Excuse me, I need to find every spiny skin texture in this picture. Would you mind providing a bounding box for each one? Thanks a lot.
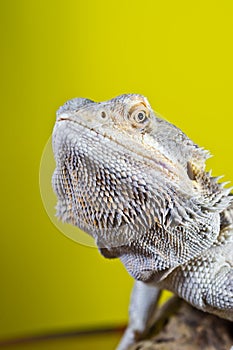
[52,94,233,350]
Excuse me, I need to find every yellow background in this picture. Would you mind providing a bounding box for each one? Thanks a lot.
[1,0,233,342]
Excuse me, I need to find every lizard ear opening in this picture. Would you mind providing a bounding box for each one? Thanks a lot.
[187,162,196,181]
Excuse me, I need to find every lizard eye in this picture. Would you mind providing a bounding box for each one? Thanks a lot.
[128,105,150,128]
[133,110,147,123]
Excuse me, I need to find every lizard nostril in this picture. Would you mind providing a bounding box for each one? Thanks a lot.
[101,111,107,119]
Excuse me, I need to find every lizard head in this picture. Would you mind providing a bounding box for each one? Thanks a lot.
[54,94,155,147]
[53,93,208,174]
[52,94,231,272]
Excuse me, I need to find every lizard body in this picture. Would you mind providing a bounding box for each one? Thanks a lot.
[52,94,233,349]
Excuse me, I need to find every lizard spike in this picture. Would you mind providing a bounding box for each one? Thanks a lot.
[219,181,231,188]
[212,175,224,182]
[222,187,233,195]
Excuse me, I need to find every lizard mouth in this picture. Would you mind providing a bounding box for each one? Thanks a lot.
[57,116,118,144]
[56,116,179,180]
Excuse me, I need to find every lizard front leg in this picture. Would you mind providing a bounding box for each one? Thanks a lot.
[116,281,161,350]
[160,240,233,321]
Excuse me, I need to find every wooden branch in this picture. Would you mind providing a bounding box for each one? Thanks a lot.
[129,297,233,350]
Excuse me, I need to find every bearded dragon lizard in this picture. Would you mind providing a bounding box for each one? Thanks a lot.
[52,94,233,349]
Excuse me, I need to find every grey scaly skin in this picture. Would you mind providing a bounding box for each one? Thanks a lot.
[52,94,233,350]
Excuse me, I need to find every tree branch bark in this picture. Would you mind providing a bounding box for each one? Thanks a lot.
[129,296,233,350]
